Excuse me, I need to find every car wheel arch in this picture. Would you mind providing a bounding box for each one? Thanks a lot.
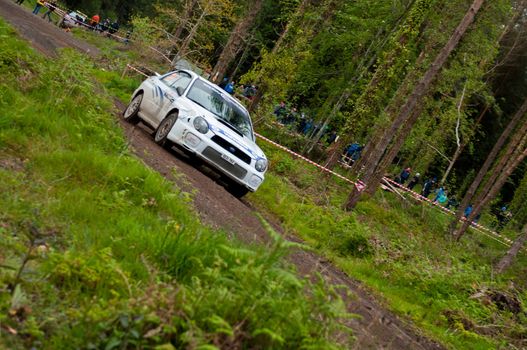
[133,89,145,99]
[166,108,180,119]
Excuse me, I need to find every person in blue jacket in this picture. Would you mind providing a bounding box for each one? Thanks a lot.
[464,204,473,218]
[397,167,411,184]
[224,81,235,94]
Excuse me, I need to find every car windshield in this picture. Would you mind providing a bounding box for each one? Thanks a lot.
[69,12,85,21]
[187,79,253,140]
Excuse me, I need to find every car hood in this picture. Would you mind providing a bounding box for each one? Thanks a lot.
[205,114,266,161]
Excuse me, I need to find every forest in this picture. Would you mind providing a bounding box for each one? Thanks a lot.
[83,0,527,249]
[2,0,527,349]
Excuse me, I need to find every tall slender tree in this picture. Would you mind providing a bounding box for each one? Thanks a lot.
[345,0,486,210]
[449,97,527,237]
[211,0,264,83]
[494,223,527,274]
[452,125,527,240]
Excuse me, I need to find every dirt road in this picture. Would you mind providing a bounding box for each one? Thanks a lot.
[1,1,444,348]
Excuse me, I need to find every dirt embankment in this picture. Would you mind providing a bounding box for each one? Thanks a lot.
[0,1,444,348]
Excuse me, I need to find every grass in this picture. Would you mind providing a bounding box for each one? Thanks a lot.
[0,19,352,349]
[83,33,526,346]
[247,137,527,349]
[5,11,525,348]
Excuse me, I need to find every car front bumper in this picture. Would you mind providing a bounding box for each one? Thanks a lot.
[167,118,264,192]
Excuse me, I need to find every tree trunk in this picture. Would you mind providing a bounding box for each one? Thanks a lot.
[211,0,263,84]
[173,0,199,41]
[229,38,252,81]
[345,0,486,210]
[441,104,488,185]
[495,224,527,274]
[173,9,206,65]
[440,82,467,184]
[449,97,527,234]
[248,0,313,112]
[453,146,527,240]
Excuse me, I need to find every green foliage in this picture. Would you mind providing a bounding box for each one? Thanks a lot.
[250,141,527,349]
[0,19,352,349]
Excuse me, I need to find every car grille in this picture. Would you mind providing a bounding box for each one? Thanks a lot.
[211,135,251,164]
[202,147,248,179]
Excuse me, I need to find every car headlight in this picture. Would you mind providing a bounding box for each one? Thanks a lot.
[255,158,267,172]
[193,116,209,134]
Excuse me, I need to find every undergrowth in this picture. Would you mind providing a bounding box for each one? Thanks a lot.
[0,20,352,349]
[248,139,527,349]
[8,13,527,349]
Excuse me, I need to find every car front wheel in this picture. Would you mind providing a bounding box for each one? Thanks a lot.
[154,112,178,148]
[123,93,143,124]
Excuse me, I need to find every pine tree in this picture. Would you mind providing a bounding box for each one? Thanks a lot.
[344,0,486,210]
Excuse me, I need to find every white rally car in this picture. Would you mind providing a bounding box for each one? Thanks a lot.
[123,70,267,197]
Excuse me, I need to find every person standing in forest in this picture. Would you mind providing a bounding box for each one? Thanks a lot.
[273,101,287,120]
[90,14,100,29]
[397,167,412,184]
[224,81,235,95]
[463,204,473,218]
[42,1,57,22]
[32,0,45,15]
[15,0,25,5]
[446,197,458,210]
[434,187,448,205]
[421,177,436,198]
[407,173,421,190]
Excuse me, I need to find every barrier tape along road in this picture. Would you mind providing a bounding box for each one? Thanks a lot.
[122,63,515,249]
[43,2,171,63]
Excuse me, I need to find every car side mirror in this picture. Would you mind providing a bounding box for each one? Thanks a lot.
[176,87,184,96]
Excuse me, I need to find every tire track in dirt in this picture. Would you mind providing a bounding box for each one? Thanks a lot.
[0,1,444,347]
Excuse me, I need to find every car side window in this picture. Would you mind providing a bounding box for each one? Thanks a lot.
[161,71,192,93]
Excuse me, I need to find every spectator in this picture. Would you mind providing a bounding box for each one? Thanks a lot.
[344,143,362,162]
[397,167,411,184]
[303,119,313,135]
[124,30,132,45]
[434,187,448,205]
[421,177,436,198]
[224,81,235,94]
[90,14,100,28]
[16,0,25,5]
[273,101,287,120]
[42,1,57,22]
[108,20,120,35]
[99,18,110,32]
[284,107,298,125]
[243,85,256,99]
[446,197,458,210]
[496,206,512,229]
[407,172,420,190]
[463,204,473,218]
[327,130,338,144]
[32,0,45,15]
[219,77,228,89]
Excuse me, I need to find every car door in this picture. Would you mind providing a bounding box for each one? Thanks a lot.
[151,71,193,128]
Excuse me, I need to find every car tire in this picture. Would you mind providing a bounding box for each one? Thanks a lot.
[154,112,177,148]
[229,184,249,198]
[123,93,143,124]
